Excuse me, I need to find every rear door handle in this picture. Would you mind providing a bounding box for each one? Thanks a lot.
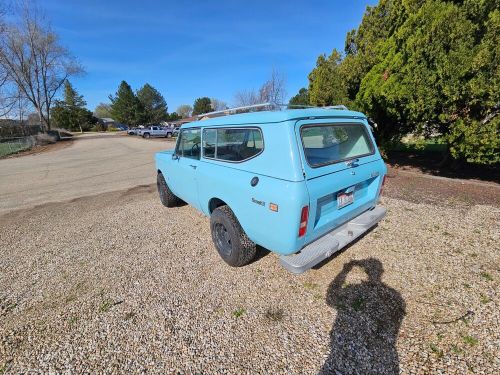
[189,165,197,169]
[345,158,359,167]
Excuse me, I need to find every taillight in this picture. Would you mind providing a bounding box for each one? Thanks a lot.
[380,175,387,196]
[298,205,309,237]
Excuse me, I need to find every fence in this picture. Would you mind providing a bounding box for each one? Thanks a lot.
[0,136,35,157]
[0,124,44,138]
[0,124,43,157]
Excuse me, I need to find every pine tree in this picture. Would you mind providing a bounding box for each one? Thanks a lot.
[51,81,96,132]
[109,81,143,125]
[192,97,213,116]
[137,83,168,124]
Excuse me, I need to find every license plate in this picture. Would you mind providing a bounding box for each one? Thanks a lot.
[337,191,354,208]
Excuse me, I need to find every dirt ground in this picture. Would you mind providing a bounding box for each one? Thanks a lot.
[0,135,175,214]
[385,166,500,208]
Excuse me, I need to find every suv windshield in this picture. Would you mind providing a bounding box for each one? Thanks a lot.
[301,123,374,167]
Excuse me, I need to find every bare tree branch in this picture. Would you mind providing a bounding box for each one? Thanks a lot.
[0,1,83,128]
[233,68,287,107]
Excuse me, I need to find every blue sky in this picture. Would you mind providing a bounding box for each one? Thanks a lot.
[43,0,376,112]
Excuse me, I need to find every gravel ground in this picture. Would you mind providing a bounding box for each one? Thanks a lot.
[0,185,499,374]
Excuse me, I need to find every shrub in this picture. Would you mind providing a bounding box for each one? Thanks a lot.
[448,117,499,165]
[35,134,57,145]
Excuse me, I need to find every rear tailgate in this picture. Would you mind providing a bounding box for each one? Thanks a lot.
[295,118,386,245]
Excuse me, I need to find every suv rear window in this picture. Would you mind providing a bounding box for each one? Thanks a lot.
[301,123,374,167]
[203,128,263,162]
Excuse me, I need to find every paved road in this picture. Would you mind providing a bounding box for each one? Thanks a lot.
[0,135,174,214]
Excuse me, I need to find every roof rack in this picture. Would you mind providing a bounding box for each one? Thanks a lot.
[195,102,277,119]
[195,102,349,120]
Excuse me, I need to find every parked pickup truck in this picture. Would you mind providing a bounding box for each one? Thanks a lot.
[155,106,387,273]
[139,126,173,138]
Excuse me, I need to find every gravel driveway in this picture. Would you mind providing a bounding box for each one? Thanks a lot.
[1,181,498,373]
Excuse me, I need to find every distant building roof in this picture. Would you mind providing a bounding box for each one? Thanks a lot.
[171,116,198,125]
[99,118,115,123]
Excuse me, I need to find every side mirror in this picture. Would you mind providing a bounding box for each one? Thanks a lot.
[172,153,179,160]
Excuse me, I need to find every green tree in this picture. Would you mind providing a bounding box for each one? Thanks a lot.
[308,50,349,107]
[288,88,310,106]
[192,97,213,116]
[137,83,168,124]
[305,0,499,164]
[109,81,143,125]
[51,81,96,132]
[166,112,181,121]
[94,103,112,118]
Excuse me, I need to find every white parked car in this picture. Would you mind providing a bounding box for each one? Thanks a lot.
[140,126,173,138]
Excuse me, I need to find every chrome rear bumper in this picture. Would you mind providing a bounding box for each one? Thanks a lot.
[279,205,386,274]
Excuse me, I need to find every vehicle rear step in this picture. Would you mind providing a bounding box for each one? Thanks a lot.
[279,205,386,274]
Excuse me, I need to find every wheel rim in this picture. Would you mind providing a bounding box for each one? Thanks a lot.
[214,222,232,257]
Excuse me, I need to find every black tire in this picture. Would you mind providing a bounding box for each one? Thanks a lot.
[143,133,150,139]
[166,132,172,138]
[210,205,256,267]
[157,173,180,207]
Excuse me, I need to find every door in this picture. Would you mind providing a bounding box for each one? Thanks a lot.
[295,119,385,244]
[170,128,202,209]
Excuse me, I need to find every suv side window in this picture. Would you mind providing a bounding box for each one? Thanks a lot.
[202,127,263,162]
[176,128,201,160]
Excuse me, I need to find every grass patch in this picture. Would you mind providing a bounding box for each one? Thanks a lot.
[479,294,491,304]
[462,335,478,346]
[480,272,493,281]
[232,308,246,318]
[99,299,114,313]
[451,344,464,355]
[264,307,284,322]
[387,138,447,153]
[430,343,444,358]
[303,281,319,290]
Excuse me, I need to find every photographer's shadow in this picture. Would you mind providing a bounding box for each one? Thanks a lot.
[319,258,406,375]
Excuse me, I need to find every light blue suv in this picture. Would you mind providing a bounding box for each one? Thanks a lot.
[155,106,387,273]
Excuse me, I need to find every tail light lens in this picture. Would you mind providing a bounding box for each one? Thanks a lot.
[298,205,309,237]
